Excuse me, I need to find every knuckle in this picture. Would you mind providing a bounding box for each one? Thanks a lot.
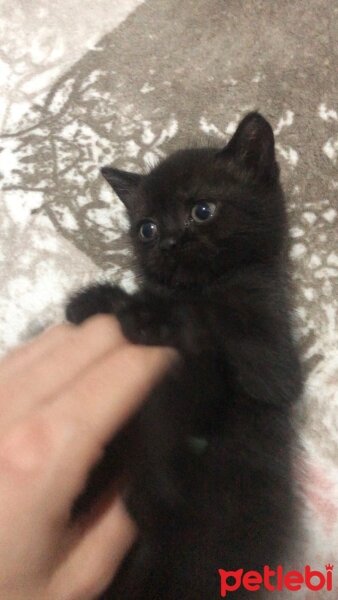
[53,392,104,458]
[0,413,57,476]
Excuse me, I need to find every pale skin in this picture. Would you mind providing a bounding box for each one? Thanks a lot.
[0,315,175,600]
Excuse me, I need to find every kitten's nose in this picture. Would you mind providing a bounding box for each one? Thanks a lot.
[160,237,177,251]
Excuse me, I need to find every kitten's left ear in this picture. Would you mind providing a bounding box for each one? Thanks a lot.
[101,166,142,210]
[221,112,278,182]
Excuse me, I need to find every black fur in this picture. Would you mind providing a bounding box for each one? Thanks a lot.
[66,113,302,599]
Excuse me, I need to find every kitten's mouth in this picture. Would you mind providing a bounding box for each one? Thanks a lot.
[166,256,218,288]
[177,239,217,261]
[169,265,215,288]
[146,243,220,288]
[148,262,203,288]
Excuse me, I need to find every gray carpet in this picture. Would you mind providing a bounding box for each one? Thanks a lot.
[0,0,337,593]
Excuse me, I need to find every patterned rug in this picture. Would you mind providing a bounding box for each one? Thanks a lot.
[0,0,337,595]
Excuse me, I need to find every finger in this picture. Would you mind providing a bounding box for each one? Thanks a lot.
[0,324,74,379]
[50,496,136,600]
[0,316,126,431]
[46,344,176,508]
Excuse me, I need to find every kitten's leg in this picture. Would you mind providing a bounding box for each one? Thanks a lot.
[66,283,131,324]
[115,292,174,346]
[66,284,204,351]
[66,284,176,346]
[111,291,205,351]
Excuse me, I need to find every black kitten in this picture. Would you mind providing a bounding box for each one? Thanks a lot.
[67,113,302,599]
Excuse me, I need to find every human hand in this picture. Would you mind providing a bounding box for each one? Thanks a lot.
[0,316,175,600]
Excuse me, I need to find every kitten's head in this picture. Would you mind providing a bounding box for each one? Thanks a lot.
[102,112,286,289]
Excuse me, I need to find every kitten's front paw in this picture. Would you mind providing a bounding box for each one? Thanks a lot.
[119,303,172,346]
[66,283,130,324]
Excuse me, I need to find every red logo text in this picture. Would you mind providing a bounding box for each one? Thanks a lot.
[218,564,334,596]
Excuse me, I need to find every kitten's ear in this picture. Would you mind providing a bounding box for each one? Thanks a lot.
[221,112,278,181]
[101,166,142,210]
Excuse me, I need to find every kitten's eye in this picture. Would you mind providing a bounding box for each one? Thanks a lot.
[191,201,216,223]
[139,221,158,242]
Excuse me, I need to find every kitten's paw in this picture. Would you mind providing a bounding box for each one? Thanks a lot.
[119,307,172,346]
[66,284,129,324]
